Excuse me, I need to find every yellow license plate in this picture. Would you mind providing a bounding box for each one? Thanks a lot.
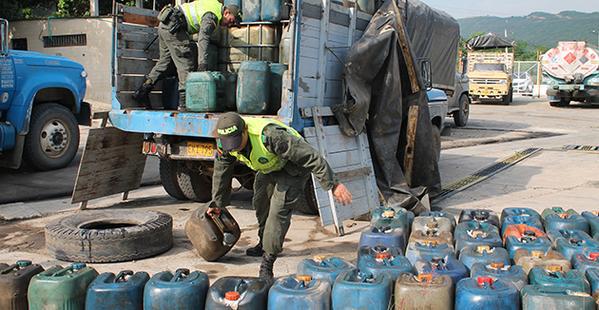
[187,142,215,158]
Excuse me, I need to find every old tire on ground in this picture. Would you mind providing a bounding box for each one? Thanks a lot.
[24,103,80,171]
[159,159,187,200]
[431,125,441,162]
[177,163,212,202]
[453,94,470,127]
[45,210,173,262]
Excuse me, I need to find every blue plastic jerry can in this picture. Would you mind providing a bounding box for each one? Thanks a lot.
[458,245,510,271]
[455,276,520,310]
[143,268,209,310]
[528,266,590,294]
[86,270,149,310]
[331,269,392,310]
[470,262,528,291]
[357,245,413,280]
[413,255,469,285]
[268,275,330,310]
[297,256,354,285]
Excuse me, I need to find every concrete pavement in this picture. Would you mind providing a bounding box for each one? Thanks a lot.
[1,95,598,279]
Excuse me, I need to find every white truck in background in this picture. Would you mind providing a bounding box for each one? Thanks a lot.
[542,41,599,107]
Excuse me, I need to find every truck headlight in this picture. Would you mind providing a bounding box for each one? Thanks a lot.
[588,76,599,86]
[499,80,507,84]
[81,70,88,78]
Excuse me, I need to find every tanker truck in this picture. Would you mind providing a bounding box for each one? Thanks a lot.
[542,41,599,107]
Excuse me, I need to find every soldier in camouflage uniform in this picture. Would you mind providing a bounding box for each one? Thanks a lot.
[210,112,353,282]
[133,0,241,110]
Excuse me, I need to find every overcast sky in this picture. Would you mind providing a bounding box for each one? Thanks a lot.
[421,0,599,18]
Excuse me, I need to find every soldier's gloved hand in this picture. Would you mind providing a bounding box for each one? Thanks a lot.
[207,207,221,216]
[332,183,352,205]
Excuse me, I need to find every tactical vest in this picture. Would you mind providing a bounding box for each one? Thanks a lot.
[229,118,302,174]
[179,0,223,34]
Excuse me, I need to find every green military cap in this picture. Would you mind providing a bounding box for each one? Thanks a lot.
[216,112,245,151]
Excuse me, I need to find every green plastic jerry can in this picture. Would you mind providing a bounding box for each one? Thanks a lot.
[28,263,98,310]
[186,72,226,112]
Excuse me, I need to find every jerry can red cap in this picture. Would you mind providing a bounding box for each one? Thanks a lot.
[416,273,433,283]
[477,276,494,286]
[375,252,392,260]
[489,262,505,269]
[382,210,396,218]
[225,291,241,301]
[546,265,563,272]
[558,213,569,219]
[589,252,599,260]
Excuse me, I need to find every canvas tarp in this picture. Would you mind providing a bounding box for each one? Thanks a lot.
[402,0,460,91]
[467,33,515,50]
[333,0,441,212]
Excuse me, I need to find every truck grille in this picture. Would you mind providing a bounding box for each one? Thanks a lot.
[471,79,503,85]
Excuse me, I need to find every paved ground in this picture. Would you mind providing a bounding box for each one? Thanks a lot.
[1,95,598,279]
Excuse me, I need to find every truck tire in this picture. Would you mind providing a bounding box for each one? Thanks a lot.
[24,103,80,170]
[177,163,212,202]
[453,94,470,127]
[432,125,441,162]
[550,98,570,107]
[293,178,319,215]
[45,210,173,263]
[159,159,187,200]
[509,87,514,103]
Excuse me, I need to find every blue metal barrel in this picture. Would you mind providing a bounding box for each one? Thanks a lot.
[357,245,413,280]
[528,266,590,294]
[582,211,599,239]
[454,221,502,254]
[470,262,528,291]
[268,275,330,310]
[501,215,544,237]
[205,276,270,309]
[331,269,392,310]
[521,285,596,310]
[458,245,510,271]
[297,256,354,285]
[143,269,209,310]
[572,251,599,274]
[458,209,500,228]
[405,242,454,265]
[86,270,149,310]
[542,207,590,234]
[241,0,261,22]
[455,277,520,310]
[413,255,468,285]
[501,207,541,225]
[260,0,283,21]
[236,61,271,114]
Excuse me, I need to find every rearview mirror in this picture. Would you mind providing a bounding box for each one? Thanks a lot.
[420,59,433,90]
[0,19,8,55]
[461,56,468,76]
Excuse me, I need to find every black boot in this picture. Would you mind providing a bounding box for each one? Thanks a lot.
[259,253,276,283]
[246,241,264,257]
[132,79,154,109]
[177,90,186,111]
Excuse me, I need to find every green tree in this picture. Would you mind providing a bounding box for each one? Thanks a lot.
[56,0,90,17]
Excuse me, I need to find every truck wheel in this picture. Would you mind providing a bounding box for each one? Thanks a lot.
[453,94,470,127]
[159,159,187,200]
[432,125,441,162]
[45,210,173,262]
[24,103,80,170]
[177,163,212,202]
[549,98,570,107]
[502,94,510,105]
[293,178,319,215]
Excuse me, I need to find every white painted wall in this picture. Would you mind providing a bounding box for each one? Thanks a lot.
[10,17,113,104]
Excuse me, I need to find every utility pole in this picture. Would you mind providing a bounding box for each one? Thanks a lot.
[593,30,599,47]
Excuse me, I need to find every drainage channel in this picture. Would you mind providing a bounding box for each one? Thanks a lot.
[562,145,599,152]
[432,147,543,203]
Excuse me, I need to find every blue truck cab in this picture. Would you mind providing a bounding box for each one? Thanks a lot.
[0,19,91,170]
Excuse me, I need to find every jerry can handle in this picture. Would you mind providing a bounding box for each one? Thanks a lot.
[209,211,236,246]
[114,270,134,283]
[172,268,190,282]
[0,260,29,274]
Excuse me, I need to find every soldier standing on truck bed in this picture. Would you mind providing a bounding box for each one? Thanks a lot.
[133,0,241,111]
[209,112,353,282]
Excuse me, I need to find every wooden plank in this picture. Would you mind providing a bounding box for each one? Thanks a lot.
[117,48,160,60]
[117,58,157,75]
[72,127,147,203]
[119,5,159,27]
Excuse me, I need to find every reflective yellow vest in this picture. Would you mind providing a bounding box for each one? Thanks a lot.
[179,0,223,34]
[229,118,302,174]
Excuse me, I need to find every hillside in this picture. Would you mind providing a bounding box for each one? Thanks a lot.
[458,11,599,49]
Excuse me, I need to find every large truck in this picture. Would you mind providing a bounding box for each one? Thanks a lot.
[542,41,599,107]
[72,0,458,229]
[0,18,91,170]
[466,33,515,105]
